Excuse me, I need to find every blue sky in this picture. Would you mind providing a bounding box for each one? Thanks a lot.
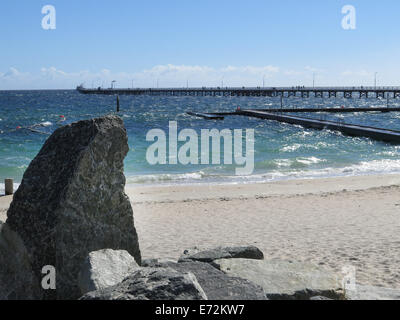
[0,0,399,89]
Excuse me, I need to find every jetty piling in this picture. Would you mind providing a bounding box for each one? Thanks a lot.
[5,178,13,195]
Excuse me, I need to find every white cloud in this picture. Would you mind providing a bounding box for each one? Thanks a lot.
[2,67,29,78]
[304,66,324,73]
[0,67,35,88]
[0,64,281,89]
[1,64,396,89]
[141,64,215,75]
[220,65,279,74]
[128,64,281,87]
[41,67,68,78]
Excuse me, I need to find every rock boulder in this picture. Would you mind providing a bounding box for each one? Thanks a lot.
[6,116,141,299]
[142,258,177,267]
[213,259,344,300]
[80,268,207,300]
[0,221,41,300]
[78,249,139,296]
[145,260,266,300]
[179,246,264,263]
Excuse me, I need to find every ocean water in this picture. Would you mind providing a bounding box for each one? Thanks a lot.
[1,90,400,193]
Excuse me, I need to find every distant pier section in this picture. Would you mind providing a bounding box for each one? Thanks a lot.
[237,110,400,144]
[77,85,400,99]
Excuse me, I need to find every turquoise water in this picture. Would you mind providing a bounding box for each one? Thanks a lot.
[1,90,400,193]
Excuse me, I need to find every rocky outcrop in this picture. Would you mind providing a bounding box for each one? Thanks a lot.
[179,246,264,263]
[81,258,266,300]
[80,268,207,300]
[346,285,400,300]
[142,258,177,267]
[213,259,344,300]
[153,260,266,300]
[0,221,41,300]
[5,116,141,299]
[309,296,333,300]
[78,249,139,296]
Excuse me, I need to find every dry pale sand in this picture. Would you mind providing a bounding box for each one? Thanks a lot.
[0,195,10,224]
[129,174,400,289]
[1,174,400,288]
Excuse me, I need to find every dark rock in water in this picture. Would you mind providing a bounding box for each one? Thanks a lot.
[78,249,140,296]
[213,259,344,300]
[80,268,207,300]
[0,221,42,300]
[6,116,141,300]
[178,246,264,263]
[148,260,266,300]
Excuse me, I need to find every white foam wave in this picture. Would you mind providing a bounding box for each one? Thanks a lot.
[40,121,53,127]
[125,159,400,186]
[296,157,324,165]
[280,142,331,152]
[126,171,205,184]
[281,144,301,152]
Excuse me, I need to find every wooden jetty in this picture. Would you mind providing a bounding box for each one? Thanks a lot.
[205,107,400,114]
[186,111,224,120]
[185,109,400,144]
[236,110,400,144]
[248,107,400,113]
[77,83,400,143]
[77,85,400,99]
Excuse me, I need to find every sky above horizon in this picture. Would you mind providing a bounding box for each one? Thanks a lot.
[0,0,399,89]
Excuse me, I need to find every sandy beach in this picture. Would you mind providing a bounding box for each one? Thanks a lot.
[1,174,400,289]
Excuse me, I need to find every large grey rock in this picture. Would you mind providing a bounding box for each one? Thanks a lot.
[346,285,400,300]
[78,249,139,296]
[80,268,207,300]
[6,116,141,299]
[213,259,344,300]
[179,246,264,263]
[0,221,41,300]
[148,260,266,300]
[309,296,333,300]
[142,258,177,267]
